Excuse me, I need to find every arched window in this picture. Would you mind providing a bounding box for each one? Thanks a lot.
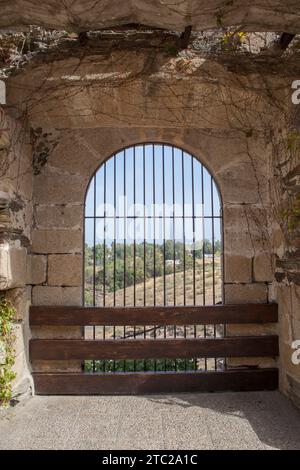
[85,143,223,307]
[84,143,223,372]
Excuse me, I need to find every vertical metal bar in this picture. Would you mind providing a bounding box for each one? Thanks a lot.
[133,146,136,372]
[113,155,116,308]
[93,176,96,309]
[103,163,106,373]
[83,187,86,372]
[152,144,156,372]
[181,150,186,308]
[163,145,166,307]
[181,150,187,371]
[153,144,156,308]
[221,198,226,370]
[133,146,136,307]
[201,165,206,307]
[172,147,176,307]
[103,163,106,309]
[143,145,146,370]
[211,176,217,370]
[113,154,116,372]
[162,145,166,371]
[143,145,146,307]
[191,156,197,371]
[211,177,216,306]
[172,147,177,371]
[191,156,196,307]
[201,165,207,371]
[123,150,126,308]
[92,175,96,372]
[123,149,126,372]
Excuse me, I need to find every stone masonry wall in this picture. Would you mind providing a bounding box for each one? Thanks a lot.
[0,108,33,399]
[4,47,299,403]
[29,126,277,372]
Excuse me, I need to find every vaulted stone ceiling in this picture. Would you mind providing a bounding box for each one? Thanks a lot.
[1,0,300,33]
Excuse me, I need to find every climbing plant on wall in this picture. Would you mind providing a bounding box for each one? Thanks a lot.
[0,297,16,407]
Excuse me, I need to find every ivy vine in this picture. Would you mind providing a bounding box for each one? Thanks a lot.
[0,297,16,407]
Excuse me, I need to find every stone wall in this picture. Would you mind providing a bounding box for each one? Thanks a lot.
[1,1,300,33]
[1,46,299,406]
[0,108,33,399]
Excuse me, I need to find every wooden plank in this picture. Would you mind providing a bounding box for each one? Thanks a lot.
[32,369,279,395]
[30,336,279,361]
[29,304,278,326]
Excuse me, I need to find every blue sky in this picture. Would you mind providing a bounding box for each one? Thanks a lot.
[85,144,222,246]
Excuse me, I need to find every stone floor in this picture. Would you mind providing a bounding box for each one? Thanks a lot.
[1,391,300,450]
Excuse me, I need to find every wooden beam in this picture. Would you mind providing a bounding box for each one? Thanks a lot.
[30,304,278,326]
[32,369,279,395]
[30,336,279,361]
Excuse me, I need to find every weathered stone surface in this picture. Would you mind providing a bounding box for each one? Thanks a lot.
[224,255,252,283]
[223,204,271,256]
[32,230,82,254]
[49,131,102,176]
[32,286,82,305]
[48,254,82,286]
[35,205,83,230]
[7,50,280,131]
[5,286,31,321]
[0,243,27,289]
[34,174,86,205]
[253,252,274,282]
[225,283,268,304]
[1,1,300,33]
[27,254,47,285]
[12,351,32,389]
[287,375,300,411]
[218,161,269,205]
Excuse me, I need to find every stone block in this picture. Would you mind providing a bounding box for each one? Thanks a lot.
[218,160,269,205]
[48,254,82,286]
[253,252,274,282]
[32,229,82,254]
[32,285,82,306]
[49,131,100,176]
[0,243,27,289]
[224,255,252,283]
[224,283,268,304]
[27,254,47,284]
[34,174,86,205]
[223,204,270,256]
[35,204,83,229]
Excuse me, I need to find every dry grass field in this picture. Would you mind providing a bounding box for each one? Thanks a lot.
[85,257,222,308]
[84,257,224,372]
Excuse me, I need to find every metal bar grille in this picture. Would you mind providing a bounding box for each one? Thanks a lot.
[84,143,223,373]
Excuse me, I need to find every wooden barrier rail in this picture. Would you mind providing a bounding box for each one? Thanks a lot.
[30,336,279,361]
[29,303,279,395]
[30,304,278,326]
